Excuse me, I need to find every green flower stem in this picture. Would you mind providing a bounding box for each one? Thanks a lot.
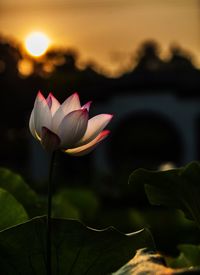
[47,151,56,275]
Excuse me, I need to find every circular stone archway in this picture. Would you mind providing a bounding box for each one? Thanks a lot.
[108,111,183,174]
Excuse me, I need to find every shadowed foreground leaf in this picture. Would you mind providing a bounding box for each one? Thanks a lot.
[0,216,154,275]
[0,188,28,230]
[113,248,200,275]
[129,162,200,228]
[168,244,200,268]
[0,167,40,216]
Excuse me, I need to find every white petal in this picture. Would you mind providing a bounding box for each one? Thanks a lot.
[62,92,81,115]
[46,93,52,108]
[51,108,65,133]
[76,114,113,146]
[33,92,52,137]
[65,130,110,156]
[46,93,60,116]
[58,109,88,149]
[29,109,37,139]
[52,93,81,133]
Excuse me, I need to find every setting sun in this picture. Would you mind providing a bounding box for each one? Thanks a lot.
[25,32,50,57]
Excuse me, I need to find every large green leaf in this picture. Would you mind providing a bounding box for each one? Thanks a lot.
[168,244,200,268]
[0,188,28,230]
[0,216,154,274]
[129,162,200,228]
[52,196,80,219]
[53,188,99,220]
[0,167,41,216]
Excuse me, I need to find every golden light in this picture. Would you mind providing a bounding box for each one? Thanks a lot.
[18,59,33,77]
[25,32,50,57]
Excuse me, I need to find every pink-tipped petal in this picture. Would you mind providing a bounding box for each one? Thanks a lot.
[46,93,52,109]
[76,114,113,146]
[62,92,81,115]
[58,109,88,149]
[81,101,92,112]
[37,91,45,101]
[41,127,61,152]
[33,92,52,137]
[52,93,81,133]
[46,93,60,116]
[65,130,110,156]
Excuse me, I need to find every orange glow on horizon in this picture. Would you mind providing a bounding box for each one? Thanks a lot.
[1,1,199,75]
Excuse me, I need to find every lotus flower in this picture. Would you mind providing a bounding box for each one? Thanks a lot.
[29,92,113,155]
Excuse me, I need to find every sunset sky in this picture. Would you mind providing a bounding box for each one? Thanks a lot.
[0,0,200,74]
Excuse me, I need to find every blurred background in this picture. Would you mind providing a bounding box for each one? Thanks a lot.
[1,0,200,255]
